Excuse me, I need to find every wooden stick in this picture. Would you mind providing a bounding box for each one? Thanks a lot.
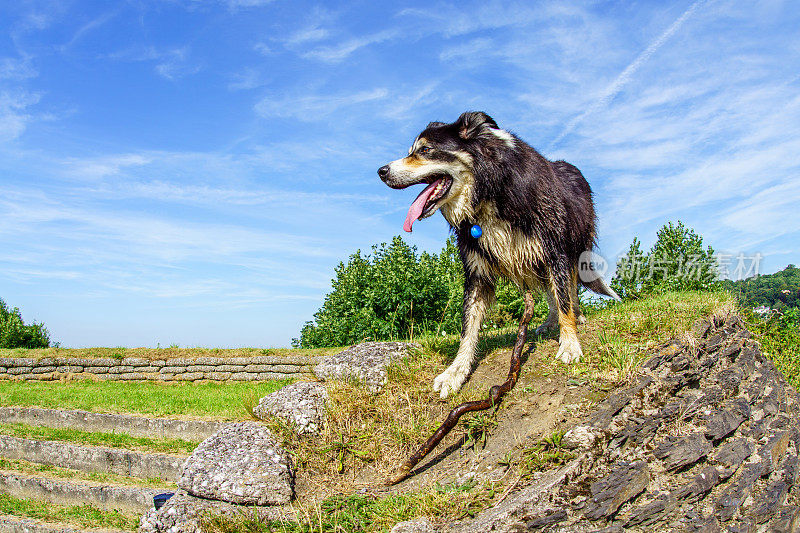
[386,292,536,485]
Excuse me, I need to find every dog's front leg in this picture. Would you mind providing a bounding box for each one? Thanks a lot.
[433,275,495,399]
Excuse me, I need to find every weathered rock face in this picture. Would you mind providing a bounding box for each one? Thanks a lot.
[391,517,435,533]
[179,422,293,506]
[314,341,420,392]
[253,380,328,434]
[448,313,800,532]
[138,489,287,533]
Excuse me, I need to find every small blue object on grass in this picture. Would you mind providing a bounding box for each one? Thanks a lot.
[153,492,175,510]
[470,224,482,238]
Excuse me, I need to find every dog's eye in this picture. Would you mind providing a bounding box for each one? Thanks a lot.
[418,146,432,155]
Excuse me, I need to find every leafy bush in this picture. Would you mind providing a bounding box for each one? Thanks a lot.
[294,236,528,348]
[611,221,719,300]
[0,298,50,349]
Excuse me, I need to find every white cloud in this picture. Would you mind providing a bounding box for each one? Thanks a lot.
[62,153,152,180]
[254,88,389,120]
[225,0,277,7]
[0,56,37,81]
[227,67,267,91]
[302,29,400,63]
[58,11,117,51]
[253,42,273,55]
[154,47,200,80]
[0,90,40,142]
[439,38,494,62]
[551,0,706,146]
[285,27,331,47]
[106,46,200,80]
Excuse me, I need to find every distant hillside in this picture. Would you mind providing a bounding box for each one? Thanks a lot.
[722,264,800,309]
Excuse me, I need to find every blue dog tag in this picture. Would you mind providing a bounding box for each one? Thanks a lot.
[470,224,482,238]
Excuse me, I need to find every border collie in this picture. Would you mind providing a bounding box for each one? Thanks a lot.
[378,111,620,398]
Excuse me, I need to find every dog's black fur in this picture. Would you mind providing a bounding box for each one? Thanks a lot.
[379,111,619,398]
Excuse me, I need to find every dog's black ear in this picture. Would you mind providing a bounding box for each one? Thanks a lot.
[456,111,499,140]
[426,121,446,129]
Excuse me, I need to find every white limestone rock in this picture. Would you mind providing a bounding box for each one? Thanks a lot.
[179,422,293,505]
[253,381,328,434]
[314,341,420,392]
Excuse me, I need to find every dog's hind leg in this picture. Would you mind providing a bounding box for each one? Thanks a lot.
[574,286,586,325]
[535,287,559,335]
[433,275,495,399]
[551,268,583,364]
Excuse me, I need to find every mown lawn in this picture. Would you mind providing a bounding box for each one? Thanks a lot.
[0,379,290,419]
[0,345,342,360]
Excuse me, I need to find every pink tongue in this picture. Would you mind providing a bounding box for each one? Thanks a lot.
[404,179,442,232]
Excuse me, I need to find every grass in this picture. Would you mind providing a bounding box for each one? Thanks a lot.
[419,290,736,382]
[0,345,344,360]
[517,430,574,480]
[204,481,498,533]
[0,379,290,419]
[745,309,800,388]
[0,456,175,488]
[262,345,453,482]
[0,422,199,454]
[574,290,736,380]
[0,492,139,531]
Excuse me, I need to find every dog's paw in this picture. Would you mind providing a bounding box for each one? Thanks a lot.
[433,365,468,399]
[556,336,583,364]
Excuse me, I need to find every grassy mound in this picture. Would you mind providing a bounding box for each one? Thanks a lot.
[211,290,736,532]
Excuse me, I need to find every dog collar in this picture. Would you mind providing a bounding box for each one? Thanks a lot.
[470,224,482,238]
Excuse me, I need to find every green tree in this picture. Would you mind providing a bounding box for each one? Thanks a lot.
[722,264,800,310]
[294,236,536,348]
[611,221,719,300]
[0,298,50,349]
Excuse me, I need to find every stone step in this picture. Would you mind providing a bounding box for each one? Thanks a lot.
[0,436,186,481]
[0,514,127,533]
[0,471,158,513]
[0,457,175,492]
[0,407,224,441]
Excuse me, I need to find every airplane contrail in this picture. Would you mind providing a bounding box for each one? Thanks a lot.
[550,0,706,148]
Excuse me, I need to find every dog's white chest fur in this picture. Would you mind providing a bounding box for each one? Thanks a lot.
[463,202,546,288]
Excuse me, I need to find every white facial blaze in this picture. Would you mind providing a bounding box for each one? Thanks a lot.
[408,136,424,155]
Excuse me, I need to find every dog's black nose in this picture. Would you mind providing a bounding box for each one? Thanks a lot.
[378,165,390,179]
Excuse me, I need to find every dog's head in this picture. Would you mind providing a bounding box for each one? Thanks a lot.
[378,111,515,232]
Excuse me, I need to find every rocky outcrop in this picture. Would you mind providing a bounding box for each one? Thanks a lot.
[138,489,287,533]
[448,312,800,532]
[178,423,293,506]
[253,380,328,434]
[314,341,420,392]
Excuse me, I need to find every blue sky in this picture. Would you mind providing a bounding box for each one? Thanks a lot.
[1,0,798,348]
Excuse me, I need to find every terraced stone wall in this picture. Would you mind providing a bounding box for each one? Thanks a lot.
[0,355,322,382]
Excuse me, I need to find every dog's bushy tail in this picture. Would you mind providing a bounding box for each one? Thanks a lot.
[582,277,622,301]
